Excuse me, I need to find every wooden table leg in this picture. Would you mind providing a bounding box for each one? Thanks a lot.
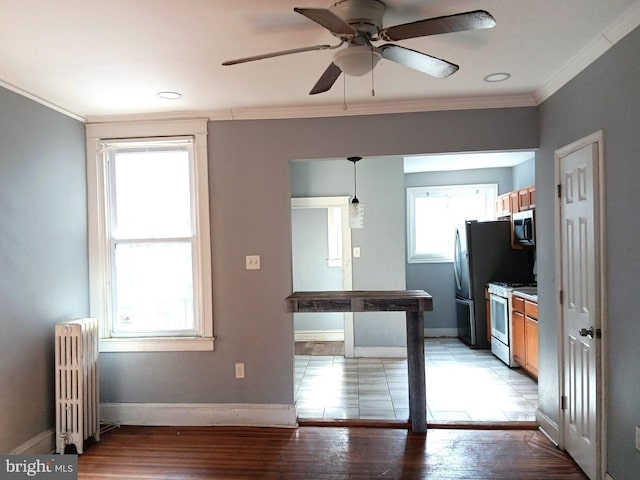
[406,310,426,433]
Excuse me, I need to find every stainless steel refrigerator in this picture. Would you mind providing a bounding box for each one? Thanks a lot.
[454,220,532,348]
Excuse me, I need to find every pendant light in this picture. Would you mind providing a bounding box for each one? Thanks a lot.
[348,156,364,229]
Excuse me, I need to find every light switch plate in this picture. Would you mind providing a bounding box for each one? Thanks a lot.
[353,247,361,258]
[636,426,640,451]
[246,255,260,270]
[235,363,245,379]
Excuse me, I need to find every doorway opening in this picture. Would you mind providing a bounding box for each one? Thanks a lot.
[291,196,354,357]
[290,153,539,424]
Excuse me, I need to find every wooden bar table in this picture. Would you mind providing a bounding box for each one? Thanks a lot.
[285,290,433,433]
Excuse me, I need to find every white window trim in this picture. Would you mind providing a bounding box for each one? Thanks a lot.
[86,119,214,352]
[407,183,497,264]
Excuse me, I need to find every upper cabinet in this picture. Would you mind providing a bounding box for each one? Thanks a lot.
[518,186,536,211]
[495,194,512,217]
[496,185,535,218]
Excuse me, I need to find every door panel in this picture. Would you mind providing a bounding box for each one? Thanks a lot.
[559,139,601,480]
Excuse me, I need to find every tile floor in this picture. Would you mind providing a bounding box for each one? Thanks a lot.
[294,337,538,422]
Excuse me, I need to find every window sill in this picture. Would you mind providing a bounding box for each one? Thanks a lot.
[99,336,215,353]
[408,256,453,264]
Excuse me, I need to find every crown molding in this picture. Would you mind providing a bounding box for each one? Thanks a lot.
[535,0,640,104]
[86,94,537,124]
[0,78,86,122]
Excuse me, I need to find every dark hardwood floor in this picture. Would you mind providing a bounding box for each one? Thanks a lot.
[78,425,587,479]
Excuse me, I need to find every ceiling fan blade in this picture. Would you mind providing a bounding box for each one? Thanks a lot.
[380,10,496,41]
[309,63,342,95]
[294,7,357,36]
[379,44,459,78]
[222,44,333,66]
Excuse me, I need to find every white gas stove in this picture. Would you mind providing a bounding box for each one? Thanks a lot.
[487,281,536,367]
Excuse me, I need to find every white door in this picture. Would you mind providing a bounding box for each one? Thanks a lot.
[557,132,604,479]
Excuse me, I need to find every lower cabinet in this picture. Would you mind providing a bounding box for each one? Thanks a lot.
[512,294,538,379]
[525,316,538,377]
[512,308,526,366]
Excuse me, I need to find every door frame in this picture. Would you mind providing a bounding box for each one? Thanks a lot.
[554,130,607,478]
[291,196,354,357]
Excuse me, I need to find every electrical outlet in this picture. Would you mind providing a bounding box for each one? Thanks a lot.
[235,363,245,379]
[245,255,260,270]
[636,426,640,452]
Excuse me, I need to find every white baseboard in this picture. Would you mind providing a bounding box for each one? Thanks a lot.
[100,403,297,428]
[424,328,458,337]
[294,330,344,342]
[354,346,407,358]
[536,409,560,446]
[9,428,56,455]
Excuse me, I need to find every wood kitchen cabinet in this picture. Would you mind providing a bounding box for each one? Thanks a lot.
[527,186,536,209]
[510,191,519,213]
[495,186,536,217]
[512,297,526,366]
[518,186,536,211]
[524,299,538,377]
[495,193,512,218]
[512,294,538,379]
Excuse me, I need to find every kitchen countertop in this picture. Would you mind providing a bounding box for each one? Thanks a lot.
[512,287,538,302]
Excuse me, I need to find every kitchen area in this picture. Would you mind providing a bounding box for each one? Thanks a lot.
[455,183,539,380]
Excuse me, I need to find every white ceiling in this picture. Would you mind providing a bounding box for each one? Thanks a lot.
[0,0,638,122]
[404,150,534,173]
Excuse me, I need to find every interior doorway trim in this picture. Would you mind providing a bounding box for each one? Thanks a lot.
[554,130,607,479]
[291,196,354,357]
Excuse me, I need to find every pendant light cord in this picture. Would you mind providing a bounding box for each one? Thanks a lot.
[347,157,362,202]
[353,160,358,201]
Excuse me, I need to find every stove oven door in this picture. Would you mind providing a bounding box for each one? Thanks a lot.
[489,293,509,345]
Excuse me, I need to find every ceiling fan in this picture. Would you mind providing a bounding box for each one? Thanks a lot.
[222,0,496,95]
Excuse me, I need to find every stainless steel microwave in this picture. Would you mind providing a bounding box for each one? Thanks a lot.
[513,210,535,246]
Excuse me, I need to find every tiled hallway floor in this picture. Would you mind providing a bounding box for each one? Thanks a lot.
[294,338,538,422]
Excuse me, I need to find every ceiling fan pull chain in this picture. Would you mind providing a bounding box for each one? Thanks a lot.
[343,74,348,110]
[371,48,376,97]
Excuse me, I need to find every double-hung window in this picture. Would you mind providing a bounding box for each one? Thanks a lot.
[407,184,497,263]
[86,119,213,352]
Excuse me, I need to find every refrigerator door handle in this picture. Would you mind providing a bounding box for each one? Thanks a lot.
[454,229,462,290]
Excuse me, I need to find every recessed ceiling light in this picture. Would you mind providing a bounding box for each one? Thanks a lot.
[483,72,511,83]
[157,91,182,100]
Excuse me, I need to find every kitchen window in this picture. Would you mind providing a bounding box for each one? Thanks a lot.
[407,184,497,263]
[86,119,213,352]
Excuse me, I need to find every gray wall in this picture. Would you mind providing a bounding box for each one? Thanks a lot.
[291,207,343,332]
[537,26,640,479]
[291,156,406,347]
[98,107,537,405]
[512,157,536,190]
[404,167,514,331]
[0,88,87,452]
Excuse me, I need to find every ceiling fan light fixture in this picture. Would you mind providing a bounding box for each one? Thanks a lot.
[333,46,381,77]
